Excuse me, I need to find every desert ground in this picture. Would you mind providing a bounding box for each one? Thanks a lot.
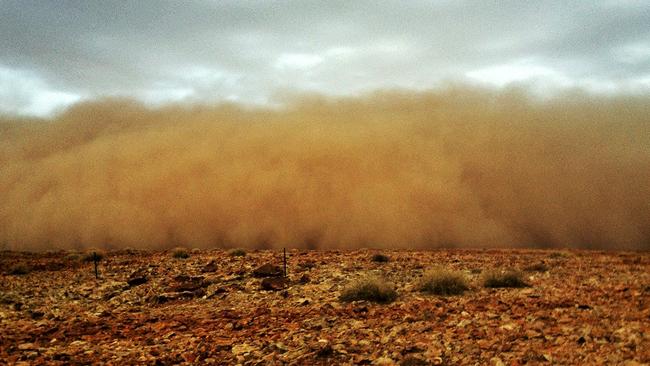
[1,248,648,365]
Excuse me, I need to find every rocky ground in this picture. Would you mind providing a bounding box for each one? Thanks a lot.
[0,248,648,365]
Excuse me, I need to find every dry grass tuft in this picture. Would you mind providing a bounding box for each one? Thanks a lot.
[340,275,397,303]
[8,263,31,275]
[171,247,190,259]
[549,251,569,259]
[524,262,549,272]
[401,355,431,366]
[371,253,390,263]
[228,248,247,257]
[418,267,469,295]
[64,253,81,261]
[483,269,528,288]
[82,250,104,262]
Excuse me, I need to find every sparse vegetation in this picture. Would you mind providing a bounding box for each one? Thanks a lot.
[340,275,397,303]
[418,267,469,295]
[8,263,31,275]
[64,253,81,261]
[401,355,430,366]
[524,262,549,272]
[83,251,104,262]
[371,253,390,263]
[171,247,190,259]
[0,248,644,363]
[549,251,569,259]
[121,247,139,255]
[228,248,247,257]
[483,269,528,288]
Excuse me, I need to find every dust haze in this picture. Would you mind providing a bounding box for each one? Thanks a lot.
[1,87,649,251]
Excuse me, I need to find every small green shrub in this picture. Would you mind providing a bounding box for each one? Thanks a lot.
[228,248,246,257]
[419,268,469,295]
[371,253,390,263]
[171,247,190,259]
[483,269,528,288]
[340,276,397,303]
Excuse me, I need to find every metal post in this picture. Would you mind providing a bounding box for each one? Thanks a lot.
[93,251,99,279]
[283,248,287,277]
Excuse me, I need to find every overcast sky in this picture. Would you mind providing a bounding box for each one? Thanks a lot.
[1,0,649,116]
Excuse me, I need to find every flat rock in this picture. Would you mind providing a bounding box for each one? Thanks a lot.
[261,277,288,291]
[127,268,148,287]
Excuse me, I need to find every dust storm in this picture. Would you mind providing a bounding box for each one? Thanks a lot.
[1,87,649,251]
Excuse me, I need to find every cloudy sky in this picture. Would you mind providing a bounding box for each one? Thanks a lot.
[1,0,649,116]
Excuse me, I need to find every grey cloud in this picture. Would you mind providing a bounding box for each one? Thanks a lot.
[1,0,649,115]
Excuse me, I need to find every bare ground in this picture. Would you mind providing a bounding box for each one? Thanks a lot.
[1,248,648,365]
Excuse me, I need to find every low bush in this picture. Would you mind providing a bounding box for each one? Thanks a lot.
[340,275,397,303]
[64,253,81,261]
[483,269,528,288]
[371,253,390,263]
[83,251,104,262]
[401,355,429,366]
[228,248,247,257]
[171,247,190,259]
[523,262,549,272]
[418,268,469,295]
[121,247,140,255]
[8,263,31,275]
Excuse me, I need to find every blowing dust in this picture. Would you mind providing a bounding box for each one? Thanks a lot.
[1,87,649,251]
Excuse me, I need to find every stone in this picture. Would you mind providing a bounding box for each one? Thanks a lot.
[298,274,311,284]
[261,277,288,291]
[202,260,219,273]
[127,268,148,287]
[252,263,283,277]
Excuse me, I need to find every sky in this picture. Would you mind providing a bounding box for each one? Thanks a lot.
[1,0,650,117]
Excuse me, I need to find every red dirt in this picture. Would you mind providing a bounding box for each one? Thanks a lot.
[1,249,648,365]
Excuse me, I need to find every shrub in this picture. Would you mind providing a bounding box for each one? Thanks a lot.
[524,262,549,272]
[83,251,104,262]
[64,253,81,261]
[171,247,190,259]
[401,355,429,366]
[371,253,390,263]
[228,248,247,257]
[549,251,569,259]
[8,263,31,275]
[340,276,397,303]
[483,269,528,288]
[418,268,469,295]
[121,247,139,255]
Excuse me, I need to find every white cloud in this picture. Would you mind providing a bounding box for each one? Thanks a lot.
[2,1,649,116]
[274,53,323,70]
[0,66,81,116]
[137,86,195,105]
[465,59,573,88]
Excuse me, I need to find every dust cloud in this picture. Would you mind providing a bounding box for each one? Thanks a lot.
[1,87,649,251]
